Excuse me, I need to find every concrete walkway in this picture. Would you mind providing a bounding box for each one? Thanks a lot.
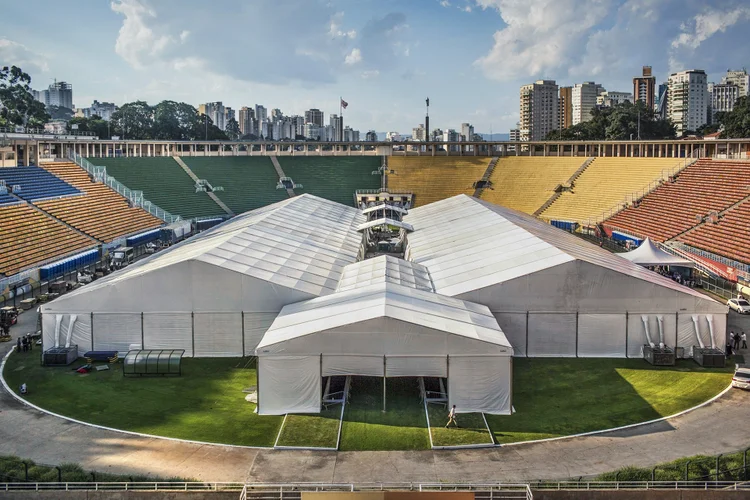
[2,310,749,483]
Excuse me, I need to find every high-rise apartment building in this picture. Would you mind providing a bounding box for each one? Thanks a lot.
[596,91,633,107]
[254,105,267,123]
[304,108,324,127]
[667,69,708,136]
[460,123,474,141]
[82,100,117,121]
[239,106,255,136]
[329,114,343,141]
[722,70,749,97]
[198,102,226,131]
[633,66,656,110]
[708,83,740,121]
[412,124,426,141]
[290,115,305,138]
[365,130,378,142]
[519,80,558,141]
[35,81,74,109]
[224,107,235,129]
[571,82,605,125]
[558,86,572,130]
[655,83,668,119]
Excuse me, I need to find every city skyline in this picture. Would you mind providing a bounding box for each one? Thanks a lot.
[2,0,749,133]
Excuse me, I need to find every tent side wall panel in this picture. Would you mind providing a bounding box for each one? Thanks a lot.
[385,356,447,377]
[258,355,321,415]
[492,312,527,357]
[627,313,678,357]
[243,312,278,355]
[143,313,193,356]
[93,313,142,355]
[527,313,576,357]
[193,312,242,357]
[577,314,627,357]
[322,355,384,377]
[448,356,512,414]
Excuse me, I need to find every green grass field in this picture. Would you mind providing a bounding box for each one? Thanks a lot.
[3,354,282,447]
[486,358,733,444]
[426,404,494,447]
[339,377,431,451]
[3,354,732,450]
[275,405,342,448]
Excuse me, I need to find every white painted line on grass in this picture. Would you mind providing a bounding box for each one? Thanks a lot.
[273,414,288,448]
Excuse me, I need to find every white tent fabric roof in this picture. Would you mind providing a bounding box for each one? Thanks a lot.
[336,255,434,292]
[361,203,408,215]
[404,195,710,300]
[256,281,512,352]
[56,194,365,299]
[619,238,695,267]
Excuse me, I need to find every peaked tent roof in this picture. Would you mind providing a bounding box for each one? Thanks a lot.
[51,194,365,299]
[403,195,712,301]
[336,255,434,292]
[256,281,511,352]
[619,238,694,267]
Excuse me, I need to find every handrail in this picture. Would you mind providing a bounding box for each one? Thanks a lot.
[68,152,181,223]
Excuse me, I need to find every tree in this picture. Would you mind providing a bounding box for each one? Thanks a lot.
[69,115,111,139]
[720,96,750,138]
[0,65,50,127]
[110,101,153,139]
[225,117,241,140]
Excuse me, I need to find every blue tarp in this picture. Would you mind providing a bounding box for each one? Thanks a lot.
[40,248,100,280]
[126,228,162,247]
[611,231,643,246]
[551,220,578,232]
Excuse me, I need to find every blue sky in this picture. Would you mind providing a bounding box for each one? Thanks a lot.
[1,0,749,134]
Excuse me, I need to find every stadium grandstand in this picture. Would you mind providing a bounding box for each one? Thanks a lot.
[605,158,750,244]
[179,157,288,213]
[539,157,682,225]
[89,157,225,219]
[275,156,382,205]
[387,157,491,207]
[480,156,588,215]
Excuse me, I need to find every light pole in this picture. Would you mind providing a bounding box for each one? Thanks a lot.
[205,115,208,141]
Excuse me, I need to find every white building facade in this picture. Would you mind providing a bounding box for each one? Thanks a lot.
[709,83,740,121]
[597,91,633,107]
[668,70,708,136]
[572,82,605,125]
[519,80,559,141]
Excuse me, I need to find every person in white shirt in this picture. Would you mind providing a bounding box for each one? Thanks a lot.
[742,332,747,349]
[445,404,458,428]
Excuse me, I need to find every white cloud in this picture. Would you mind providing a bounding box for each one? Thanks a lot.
[329,12,357,39]
[439,0,451,7]
[361,70,380,79]
[473,0,612,81]
[462,5,472,12]
[671,6,750,51]
[0,38,49,73]
[179,30,190,43]
[345,48,362,65]
[110,0,178,69]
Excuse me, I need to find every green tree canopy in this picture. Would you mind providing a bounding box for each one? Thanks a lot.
[225,117,240,140]
[0,65,50,128]
[719,96,750,138]
[69,115,111,139]
[47,105,74,121]
[111,100,153,139]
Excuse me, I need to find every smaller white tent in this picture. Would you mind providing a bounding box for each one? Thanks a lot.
[620,238,694,268]
[255,259,513,415]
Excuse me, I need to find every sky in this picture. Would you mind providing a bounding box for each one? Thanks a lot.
[1,0,749,134]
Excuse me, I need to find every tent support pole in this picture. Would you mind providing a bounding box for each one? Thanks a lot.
[382,355,386,413]
[90,312,94,351]
[320,353,323,412]
[241,312,245,356]
[191,312,195,357]
[625,312,629,358]
[525,311,529,357]
[675,312,679,354]
[141,312,144,350]
[575,311,579,358]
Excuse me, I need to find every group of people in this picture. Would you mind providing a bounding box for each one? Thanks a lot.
[16,334,33,353]
[726,330,747,356]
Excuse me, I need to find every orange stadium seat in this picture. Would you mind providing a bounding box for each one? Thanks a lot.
[0,204,96,277]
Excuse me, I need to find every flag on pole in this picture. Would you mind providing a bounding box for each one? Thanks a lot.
[341,98,348,110]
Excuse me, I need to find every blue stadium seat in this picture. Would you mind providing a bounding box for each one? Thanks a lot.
[0,166,80,201]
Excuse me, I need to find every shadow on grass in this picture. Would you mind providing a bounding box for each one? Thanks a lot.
[486,358,733,444]
[3,352,283,447]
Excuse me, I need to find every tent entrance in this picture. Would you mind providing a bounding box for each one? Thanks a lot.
[419,376,448,407]
[347,376,425,413]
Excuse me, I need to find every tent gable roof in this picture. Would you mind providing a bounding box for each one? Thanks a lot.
[619,238,695,267]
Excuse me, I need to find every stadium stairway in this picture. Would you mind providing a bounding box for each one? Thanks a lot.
[88,157,225,219]
[276,156,382,206]
[269,157,296,197]
[35,162,164,243]
[604,158,750,243]
[479,156,588,216]
[472,157,499,198]
[172,157,234,216]
[534,157,595,216]
[180,157,289,214]
[0,202,98,277]
[387,157,489,207]
[539,157,680,225]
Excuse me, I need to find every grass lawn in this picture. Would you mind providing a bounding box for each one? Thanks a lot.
[485,358,733,444]
[3,353,282,447]
[339,377,430,451]
[275,404,342,448]
[426,403,493,447]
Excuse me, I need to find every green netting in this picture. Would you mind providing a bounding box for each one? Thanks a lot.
[87,157,224,219]
[181,157,288,214]
[277,156,383,206]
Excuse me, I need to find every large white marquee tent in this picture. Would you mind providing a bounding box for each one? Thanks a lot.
[40,194,727,415]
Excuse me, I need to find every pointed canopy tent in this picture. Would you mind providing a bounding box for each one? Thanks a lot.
[255,278,513,415]
[619,238,695,268]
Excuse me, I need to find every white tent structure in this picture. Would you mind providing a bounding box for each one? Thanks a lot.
[619,238,695,268]
[40,193,727,416]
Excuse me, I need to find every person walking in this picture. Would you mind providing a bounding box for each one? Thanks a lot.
[16,337,21,352]
[27,334,32,352]
[446,404,458,428]
[742,331,747,350]
[735,332,741,351]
